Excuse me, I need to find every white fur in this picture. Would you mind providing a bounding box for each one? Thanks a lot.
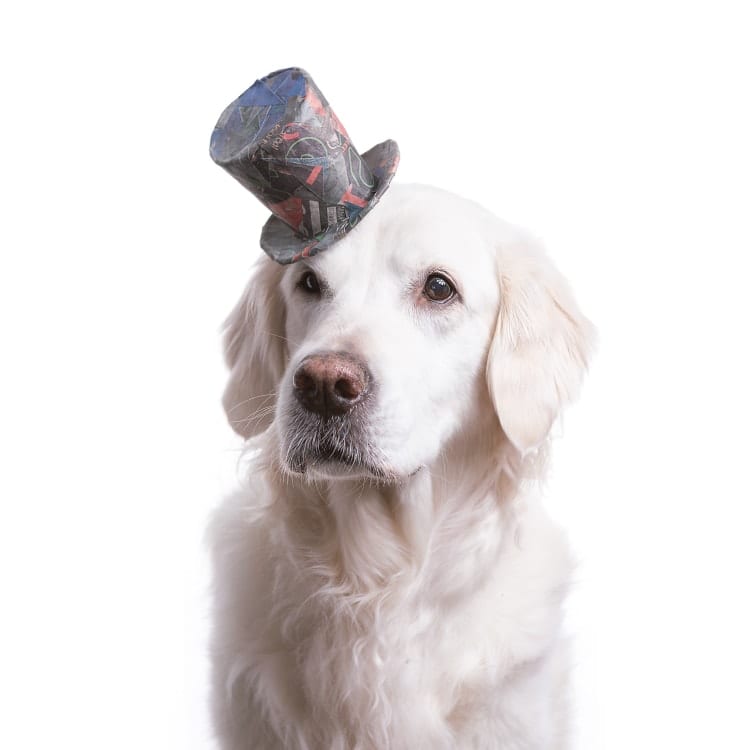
[209,184,594,749]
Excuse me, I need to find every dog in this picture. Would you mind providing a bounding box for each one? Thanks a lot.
[209,183,594,749]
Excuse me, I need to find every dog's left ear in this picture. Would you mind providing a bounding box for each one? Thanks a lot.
[486,240,596,454]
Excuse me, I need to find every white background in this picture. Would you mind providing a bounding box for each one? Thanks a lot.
[1,1,749,748]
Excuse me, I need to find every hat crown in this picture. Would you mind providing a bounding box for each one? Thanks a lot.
[211,68,376,239]
[210,67,399,264]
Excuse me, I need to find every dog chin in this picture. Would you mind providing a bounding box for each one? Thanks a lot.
[282,448,404,484]
[305,459,383,482]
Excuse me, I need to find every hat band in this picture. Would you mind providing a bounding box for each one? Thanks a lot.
[268,194,369,240]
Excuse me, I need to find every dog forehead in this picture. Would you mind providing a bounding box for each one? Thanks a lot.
[314,184,498,289]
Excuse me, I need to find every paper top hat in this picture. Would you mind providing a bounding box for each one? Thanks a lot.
[210,67,400,264]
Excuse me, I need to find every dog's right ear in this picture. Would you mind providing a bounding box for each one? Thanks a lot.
[222,259,286,438]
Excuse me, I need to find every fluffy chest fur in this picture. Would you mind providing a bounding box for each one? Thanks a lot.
[210,453,573,750]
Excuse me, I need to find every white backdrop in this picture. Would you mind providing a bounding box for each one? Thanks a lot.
[2,1,749,748]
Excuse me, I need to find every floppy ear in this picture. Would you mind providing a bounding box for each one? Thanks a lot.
[486,240,595,454]
[222,258,287,438]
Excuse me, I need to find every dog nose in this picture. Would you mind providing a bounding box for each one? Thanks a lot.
[293,352,370,416]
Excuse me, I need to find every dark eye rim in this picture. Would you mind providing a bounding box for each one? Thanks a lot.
[297,269,322,295]
[423,271,459,304]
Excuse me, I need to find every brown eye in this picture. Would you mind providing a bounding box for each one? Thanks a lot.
[423,273,456,302]
[298,271,321,295]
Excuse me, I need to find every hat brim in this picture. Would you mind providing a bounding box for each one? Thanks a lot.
[259,139,399,265]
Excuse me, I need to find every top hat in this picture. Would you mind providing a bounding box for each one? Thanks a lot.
[210,67,400,265]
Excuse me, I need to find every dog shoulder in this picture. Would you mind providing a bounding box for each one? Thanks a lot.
[207,477,279,635]
[492,495,574,661]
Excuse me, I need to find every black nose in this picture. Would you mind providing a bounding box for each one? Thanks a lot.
[292,352,370,417]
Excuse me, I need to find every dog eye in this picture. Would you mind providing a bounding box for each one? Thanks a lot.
[298,271,321,295]
[423,273,456,303]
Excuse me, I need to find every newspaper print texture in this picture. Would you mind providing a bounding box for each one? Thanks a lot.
[210,67,399,264]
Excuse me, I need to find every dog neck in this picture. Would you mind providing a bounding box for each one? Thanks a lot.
[260,418,533,600]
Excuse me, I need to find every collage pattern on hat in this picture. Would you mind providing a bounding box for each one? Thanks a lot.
[210,67,399,264]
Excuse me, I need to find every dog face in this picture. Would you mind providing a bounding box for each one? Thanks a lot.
[275,188,502,481]
[223,184,593,482]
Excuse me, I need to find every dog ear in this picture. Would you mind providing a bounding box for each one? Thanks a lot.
[222,258,286,438]
[486,240,595,454]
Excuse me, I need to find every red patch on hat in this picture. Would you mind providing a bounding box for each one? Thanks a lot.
[269,197,304,232]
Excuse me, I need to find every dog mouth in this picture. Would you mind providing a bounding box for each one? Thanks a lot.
[315,442,360,466]
[283,422,392,481]
[294,441,388,480]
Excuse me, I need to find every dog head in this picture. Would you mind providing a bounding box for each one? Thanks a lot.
[222,184,594,482]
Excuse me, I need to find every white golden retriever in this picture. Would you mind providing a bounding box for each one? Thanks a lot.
[209,183,594,749]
